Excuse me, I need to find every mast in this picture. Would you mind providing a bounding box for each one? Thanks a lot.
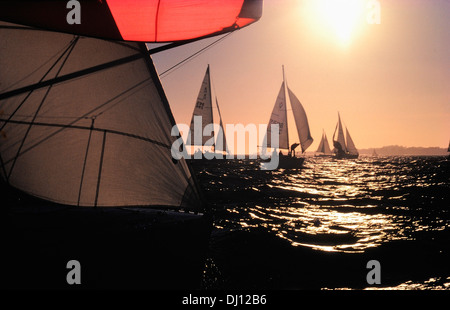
[265,66,289,150]
[282,65,289,151]
[208,64,214,153]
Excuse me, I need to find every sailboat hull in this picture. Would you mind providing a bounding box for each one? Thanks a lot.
[0,184,211,289]
[278,155,305,169]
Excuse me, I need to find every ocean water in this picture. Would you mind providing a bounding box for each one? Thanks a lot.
[191,156,450,290]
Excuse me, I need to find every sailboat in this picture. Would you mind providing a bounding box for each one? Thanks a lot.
[0,0,262,289]
[315,130,333,157]
[332,112,359,159]
[187,65,229,160]
[263,66,313,169]
[447,140,450,159]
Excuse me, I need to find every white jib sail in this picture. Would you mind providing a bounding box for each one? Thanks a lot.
[266,82,288,150]
[316,133,325,153]
[187,65,213,147]
[345,127,359,155]
[334,113,348,153]
[0,22,201,209]
[287,87,313,153]
[322,132,332,154]
[316,131,331,154]
[214,97,229,154]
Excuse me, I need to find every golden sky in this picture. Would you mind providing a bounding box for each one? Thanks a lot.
[152,0,449,154]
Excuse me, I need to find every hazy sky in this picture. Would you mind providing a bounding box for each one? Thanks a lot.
[151,0,449,153]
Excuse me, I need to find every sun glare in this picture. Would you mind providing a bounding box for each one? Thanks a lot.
[303,0,367,46]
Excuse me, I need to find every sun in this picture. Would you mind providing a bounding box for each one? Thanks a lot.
[303,0,367,46]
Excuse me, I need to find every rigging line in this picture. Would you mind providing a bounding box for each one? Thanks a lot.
[7,37,79,182]
[0,52,143,101]
[0,153,7,182]
[77,118,95,207]
[159,31,235,78]
[0,36,79,132]
[0,37,77,93]
[92,77,150,119]
[0,77,152,156]
[94,131,107,208]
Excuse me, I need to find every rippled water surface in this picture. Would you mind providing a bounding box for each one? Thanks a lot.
[192,156,450,289]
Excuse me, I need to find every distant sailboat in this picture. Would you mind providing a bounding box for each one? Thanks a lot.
[447,140,450,158]
[315,130,333,157]
[187,65,229,160]
[264,66,313,169]
[372,149,378,157]
[332,112,359,159]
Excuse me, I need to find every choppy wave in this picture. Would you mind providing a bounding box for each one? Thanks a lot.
[192,156,450,289]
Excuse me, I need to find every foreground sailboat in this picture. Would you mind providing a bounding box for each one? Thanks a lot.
[332,112,359,159]
[0,0,261,288]
[187,65,229,160]
[263,66,313,169]
[315,130,333,157]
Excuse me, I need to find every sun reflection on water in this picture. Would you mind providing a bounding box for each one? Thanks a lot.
[220,156,449,253]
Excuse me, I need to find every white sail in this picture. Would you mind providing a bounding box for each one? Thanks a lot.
[345,127,358,155]
[214,96,229,154]
[187,65,213,146]
[316,133,325,153]
[322,132,332,154]
[287,87,313,153]
[0,22,201,209]
[266,82,289,150]
[333,112,347,153]
[316,131,332,154]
